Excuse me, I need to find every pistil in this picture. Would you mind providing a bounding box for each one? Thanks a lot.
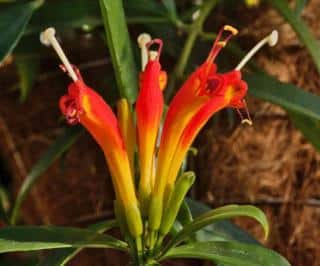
[235,30,279,71]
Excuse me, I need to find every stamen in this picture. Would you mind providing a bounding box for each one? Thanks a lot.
[207,25,238,63]
[237,99,253,126]
[224,25,238,35]
[235,30,279,71]
[242,119,253,126]
[40,27,78,82]
[137,33,152,71]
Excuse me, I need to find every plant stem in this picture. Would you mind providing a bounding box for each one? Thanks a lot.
[165,0,219,101]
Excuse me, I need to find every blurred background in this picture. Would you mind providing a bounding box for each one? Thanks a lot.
[0,0,319,265]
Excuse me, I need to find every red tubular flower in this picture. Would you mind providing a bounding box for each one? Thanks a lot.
[59,67,142,238]
[149,25,248,231]
[136,39,165,214]
[166,71,248,188]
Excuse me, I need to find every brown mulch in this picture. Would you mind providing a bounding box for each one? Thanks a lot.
[195,1,320,266]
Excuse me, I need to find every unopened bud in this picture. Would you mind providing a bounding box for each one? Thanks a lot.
[159,172,195,236]
[125,203,143,238]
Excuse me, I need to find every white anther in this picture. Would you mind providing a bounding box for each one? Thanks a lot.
[241,119,253,126]
[268,30,278,47]
[137,33,152,71]
[235,30,279,71]
[40,27,78,81]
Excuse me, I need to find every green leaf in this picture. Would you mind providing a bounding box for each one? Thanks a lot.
[177,200,193,226]
[289,111,320,151]
[0,189,9,224]
[10,127,82,225]
[38,220,118,266]
[0,0,43,62]
[99,0,138,102]
[15,56,40,102]
[124,0,167,18]
[26,0,170,35]
[245,72,320,121]
[294,0,307,15]
[162,0,178,22]
[268,0,320,74]
[161,204,268,257]
[161,241,290,266]
[26,0,101,35]
[0,225,127,253]
[186,199,259,244]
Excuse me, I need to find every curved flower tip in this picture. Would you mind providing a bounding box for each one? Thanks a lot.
[59,66,84,125]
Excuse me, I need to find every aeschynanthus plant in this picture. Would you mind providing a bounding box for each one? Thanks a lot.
[37,26,289,266]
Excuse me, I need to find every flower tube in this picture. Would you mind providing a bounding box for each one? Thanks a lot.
[165,71,248,190]
[136,39,164,214]
[40,28,143,239]
[60,68,142,238]
[149,25,239,231]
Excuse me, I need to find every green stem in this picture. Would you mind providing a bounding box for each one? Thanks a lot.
[165,0,219,101]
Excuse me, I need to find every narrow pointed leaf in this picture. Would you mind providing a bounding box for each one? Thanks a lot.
[38,220,118,266]
[26,0,101,34]
[10,127,82,225]
[177,200,193,226]
[162,241,290,266]
[99,0,138,102]
[16,56,40,102]
[289,111,320,152]
[267,0,320,74]
[245,72,320,120]
[186,199,259,244]
[0,225,126,253]
[161,205,268,256]
[0,0,43,62]
[294,0,307,15]
[162,0,178,22]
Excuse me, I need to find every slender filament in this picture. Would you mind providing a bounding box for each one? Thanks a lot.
[235,30,279,71]
[40,27,78,81]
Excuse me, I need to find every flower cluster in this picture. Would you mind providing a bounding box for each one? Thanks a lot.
[40,24,277,253]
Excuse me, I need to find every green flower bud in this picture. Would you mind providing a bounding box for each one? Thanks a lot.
[125,202,143,238]
[159,172,195,236]
[148,195,163,231]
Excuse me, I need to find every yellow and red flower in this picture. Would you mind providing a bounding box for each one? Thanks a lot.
[59,68,142,238]
[149,25,248,231]
[56,25,250,238]
[136,39,165,214]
